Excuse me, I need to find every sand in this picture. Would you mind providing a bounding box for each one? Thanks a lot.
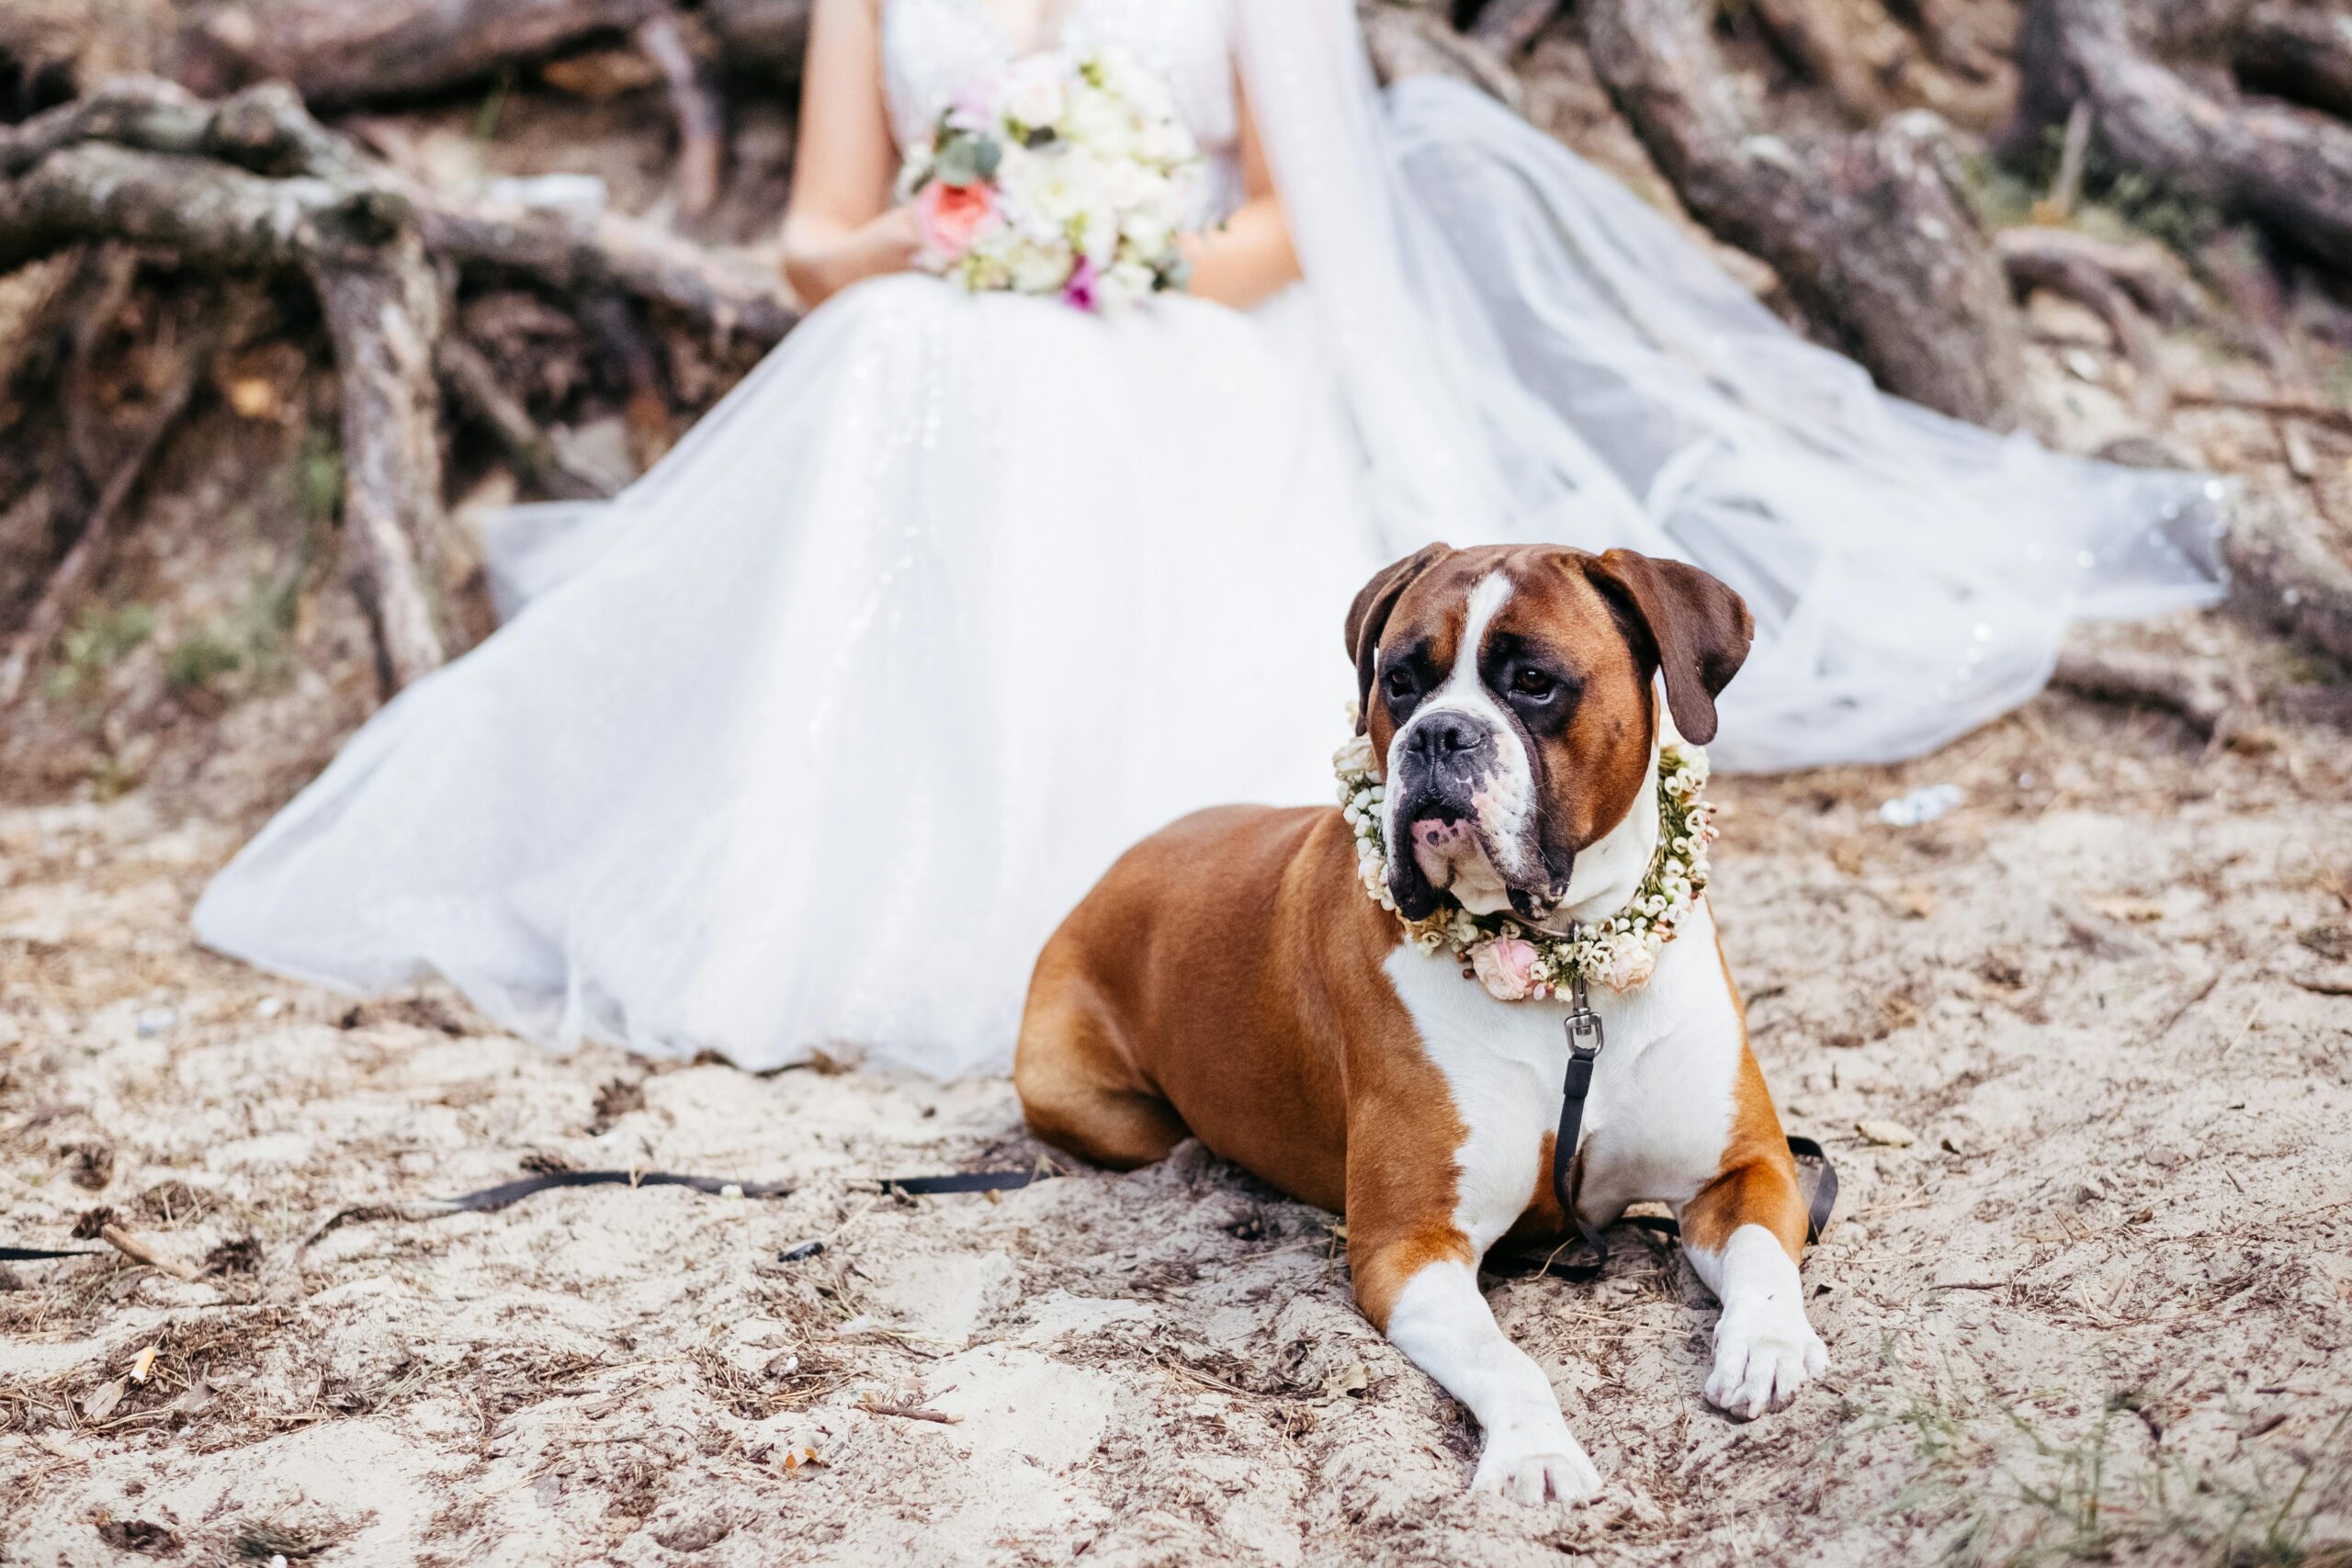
[5,645,2350,1565]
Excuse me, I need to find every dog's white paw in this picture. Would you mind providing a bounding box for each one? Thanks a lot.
[1470,1422,1602,1506]
[1704,1298,1828,1420]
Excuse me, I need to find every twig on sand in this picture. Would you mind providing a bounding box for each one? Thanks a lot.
[97,1223,200,1282]
[857,1394,961,1425]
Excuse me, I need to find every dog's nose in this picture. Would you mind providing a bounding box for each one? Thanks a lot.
[1407,715,1488,761]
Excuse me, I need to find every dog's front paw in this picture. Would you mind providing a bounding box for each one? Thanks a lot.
[1470,1422,1602,1506]
[1704,1299,1828,1420]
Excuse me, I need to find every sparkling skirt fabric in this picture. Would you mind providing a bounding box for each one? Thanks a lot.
[196,278,1381,1075]
[197,59,2232,1077]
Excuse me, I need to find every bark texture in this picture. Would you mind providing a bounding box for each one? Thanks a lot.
[2014,0,2352,267]
[1582,0,2030,428]
[172,0,666,107]
[0,79,449,690]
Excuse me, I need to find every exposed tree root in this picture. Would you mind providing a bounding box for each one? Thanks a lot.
[636,9,724,223]
[1467,0,1564,60]
[0,315,206,706]
[173,0,667,108]
[436,337,615,504]
[2014,0,2352,268]
[0,78,449,690]
[2052,643,2247,739]
[418,198,796,350]
[1998,227,2199,415]
[1581,0,2030,428]
[2222,486,2352,669]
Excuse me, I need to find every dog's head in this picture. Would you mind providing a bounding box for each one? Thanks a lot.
[1345,544,1752,926]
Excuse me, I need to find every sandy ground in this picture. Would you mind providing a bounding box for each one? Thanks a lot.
[5,654,2351,1564]
[2,111,2351,1561]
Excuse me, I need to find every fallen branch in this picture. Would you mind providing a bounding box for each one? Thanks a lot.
[1582,0,2030,428]
[98,1223,202,1283]
[0,321,209,707]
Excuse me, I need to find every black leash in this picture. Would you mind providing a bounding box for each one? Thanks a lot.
[9,989,1837,1280]
[1491,950,1838,1282]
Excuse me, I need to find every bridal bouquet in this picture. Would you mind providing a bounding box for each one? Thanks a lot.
[899,49,1204,312]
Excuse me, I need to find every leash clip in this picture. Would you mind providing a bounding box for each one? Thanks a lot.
[1562,937,1604,1070]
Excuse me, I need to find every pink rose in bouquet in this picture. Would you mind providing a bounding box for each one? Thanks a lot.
[917,178,1001,258]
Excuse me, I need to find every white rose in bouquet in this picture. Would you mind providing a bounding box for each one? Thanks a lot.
[899,48,1205,313]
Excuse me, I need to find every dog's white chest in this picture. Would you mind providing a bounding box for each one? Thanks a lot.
[1380,903,1746,1251]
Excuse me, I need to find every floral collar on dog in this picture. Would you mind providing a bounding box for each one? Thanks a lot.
[1332,729,1716,1002]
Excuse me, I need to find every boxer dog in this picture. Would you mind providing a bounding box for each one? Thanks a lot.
[1014,543,1826,1505]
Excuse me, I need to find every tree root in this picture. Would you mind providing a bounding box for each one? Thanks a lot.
[1581,0,2030,429]
[2222,486,2352,670]
[1997,227,2208,416]
[1466,0,1564,59]
[0,316,206,707]
[0,78,449,690]
[416,199,797,350]
[2051,643,2248,739]
[2014,0,2352,268]
[635,9,724,223]
[436,337,615,504]
[173,0,668,108]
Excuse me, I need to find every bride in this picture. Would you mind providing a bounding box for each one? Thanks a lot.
[195,0,2226,1077]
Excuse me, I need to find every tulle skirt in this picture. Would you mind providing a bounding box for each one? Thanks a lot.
[196,276,1383,1076]
[197,83,2231,1078]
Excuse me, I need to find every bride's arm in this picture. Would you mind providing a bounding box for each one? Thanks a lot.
[1181,79,1302,310]
[780,0,921,307]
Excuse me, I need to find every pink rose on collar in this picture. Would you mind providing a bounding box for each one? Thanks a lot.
[917,177,999,258]
[1470,935,1541,1002]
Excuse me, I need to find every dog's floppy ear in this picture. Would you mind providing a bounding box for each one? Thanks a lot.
[1344,543,1451,735]
[1584,548,1754,745]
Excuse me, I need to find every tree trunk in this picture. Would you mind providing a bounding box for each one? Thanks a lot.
[1582,0,2030,429]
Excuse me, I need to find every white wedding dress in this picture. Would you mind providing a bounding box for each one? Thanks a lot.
[195,0,2226,1077]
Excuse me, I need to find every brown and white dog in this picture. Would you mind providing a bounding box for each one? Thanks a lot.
[1013,543,1826,1505]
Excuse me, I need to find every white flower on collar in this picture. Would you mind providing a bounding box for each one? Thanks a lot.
[1336,732,1715,1002]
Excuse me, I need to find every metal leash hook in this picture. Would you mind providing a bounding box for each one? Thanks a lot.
[1548,923,1606,1225]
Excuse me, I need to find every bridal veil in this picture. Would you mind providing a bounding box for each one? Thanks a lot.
[1237,0,2228,772]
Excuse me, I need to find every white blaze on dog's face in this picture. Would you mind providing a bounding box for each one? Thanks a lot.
[1343,543,1754,929]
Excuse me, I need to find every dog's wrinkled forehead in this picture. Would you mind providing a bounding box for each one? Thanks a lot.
[1372,551,1633,710]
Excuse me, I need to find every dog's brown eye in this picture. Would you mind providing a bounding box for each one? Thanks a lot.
[1385,666,1416,700]
[1511,668,1556,700]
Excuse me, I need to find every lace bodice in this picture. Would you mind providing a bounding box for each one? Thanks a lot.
[880,0,1242,208]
